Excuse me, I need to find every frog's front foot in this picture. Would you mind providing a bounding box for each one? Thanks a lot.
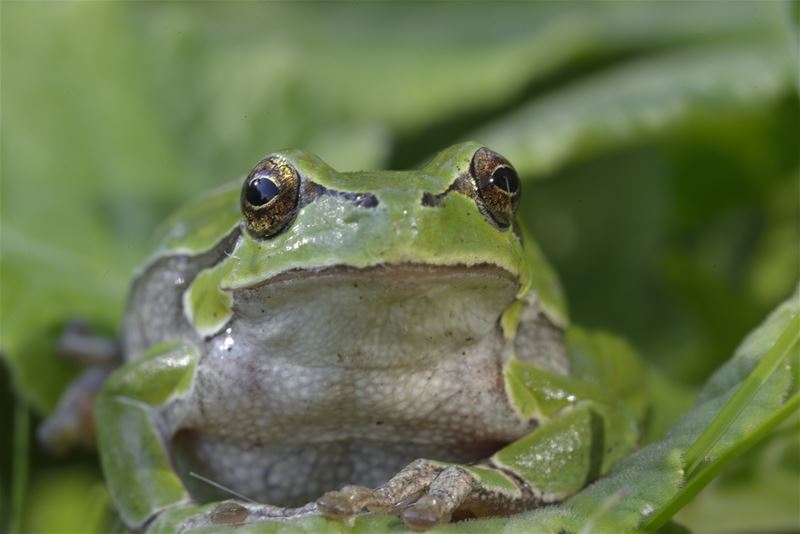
[317,485,387,517]
[38,319,120,454]
[318,459,508,531]
[399,495,449,531]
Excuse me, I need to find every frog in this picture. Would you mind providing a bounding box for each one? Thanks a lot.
[41,142,642,532]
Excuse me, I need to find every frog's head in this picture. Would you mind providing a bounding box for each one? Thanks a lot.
[226,142,530,294]
[170,143,560,360]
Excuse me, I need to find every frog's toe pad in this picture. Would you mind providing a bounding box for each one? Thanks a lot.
[210,501,250,525]
[401,495,448,531]
[317,485,377,518]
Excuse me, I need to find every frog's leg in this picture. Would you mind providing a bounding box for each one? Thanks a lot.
[38,320,120,454]
[317,459,441,518]
[319,359,639,530]
[56,318,120,366]
[39,367,113,453]
[95,340,323,532]
[94,340,200,530]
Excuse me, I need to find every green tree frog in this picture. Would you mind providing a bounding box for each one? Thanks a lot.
[48,143,641,531]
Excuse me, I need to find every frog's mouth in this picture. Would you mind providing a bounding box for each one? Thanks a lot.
[233,262,520,290]
[229,263,520,369]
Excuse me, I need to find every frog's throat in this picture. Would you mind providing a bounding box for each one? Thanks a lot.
[225,263,521,369]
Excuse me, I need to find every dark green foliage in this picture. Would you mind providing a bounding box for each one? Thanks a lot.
[1,2,797,532]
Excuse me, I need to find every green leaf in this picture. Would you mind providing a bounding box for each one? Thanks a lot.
[646,393,799,532]
[1,2,189,412]
[20,468,113,534]
[3,3,796,532]
[682,313,799,477]
[477,43,794,179]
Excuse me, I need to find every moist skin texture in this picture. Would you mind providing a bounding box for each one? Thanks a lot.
[95,144,592,532]
[149,264,544,505]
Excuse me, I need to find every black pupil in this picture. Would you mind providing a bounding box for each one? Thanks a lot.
[246,175,280,206]
[490,166,519,194]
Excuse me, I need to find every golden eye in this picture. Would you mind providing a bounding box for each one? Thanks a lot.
[240,156,300,238]
[469,147,521,228]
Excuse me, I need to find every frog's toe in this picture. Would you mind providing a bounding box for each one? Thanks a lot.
[399,466,477,530]
[57,319,120,366]
[38,367,111,454]
[210,500,249,525]
[401,495,448,531]
[317,485,377,518]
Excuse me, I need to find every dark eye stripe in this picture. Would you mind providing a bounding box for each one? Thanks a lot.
[242,156,379,239]
[299,180,379,210]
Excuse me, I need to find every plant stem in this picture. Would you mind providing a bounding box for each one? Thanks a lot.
[682,312,800,477]
[642,392,800,532]
[9,398,30,534]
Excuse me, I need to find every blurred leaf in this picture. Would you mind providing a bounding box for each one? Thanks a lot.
[641,370,696,445]
[129,1,784,170]
[787,0,800,92]
[567,327,649,420]
[1,3,189,412]
[21,468,113,534]
[748,173,800,307]
[1,2,797,532]
[520,93,798,387]
[477,43,793,178]
[8,399,29,534]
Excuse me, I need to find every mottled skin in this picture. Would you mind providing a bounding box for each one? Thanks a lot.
[81,143,640,531]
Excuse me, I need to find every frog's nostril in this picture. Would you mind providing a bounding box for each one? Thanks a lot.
[357,195,379,208]
[333,191,378,208]
[421,192,442,207]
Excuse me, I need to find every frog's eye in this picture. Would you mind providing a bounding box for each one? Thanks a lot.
[469,147,520,228]
[241,156,300,238]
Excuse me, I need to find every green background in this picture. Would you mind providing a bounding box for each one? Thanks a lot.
[1,2,798,532]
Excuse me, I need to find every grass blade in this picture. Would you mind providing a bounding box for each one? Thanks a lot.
[682,311,800,477]
[642,392,800,531]
[9,398,30,534]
